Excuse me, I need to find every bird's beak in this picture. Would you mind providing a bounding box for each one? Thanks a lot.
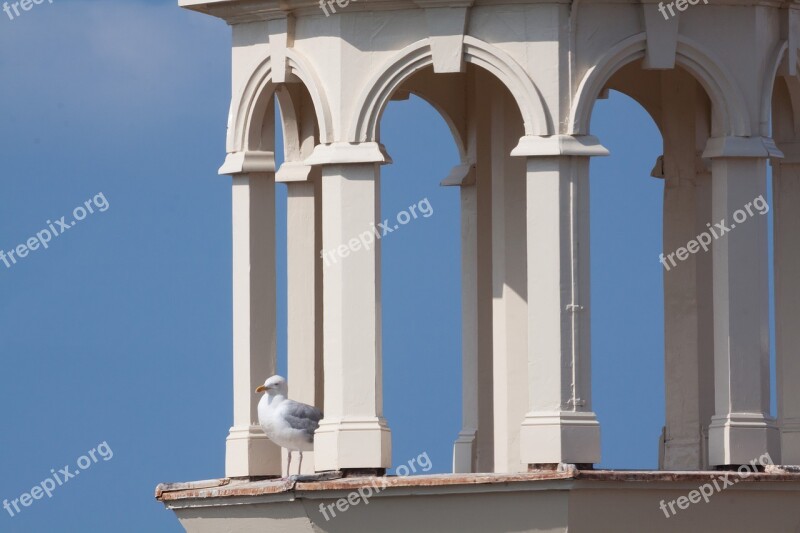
[255,385,267,393]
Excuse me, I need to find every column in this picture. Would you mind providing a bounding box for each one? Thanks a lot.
[450,68,495,473]
[704,136,780,467]
[448,166,480,473]
[490,83,528,474]
[659,72,715,470]
[277,163,324,475]
[513,135,607,467]
[306,142,392,473]
[774,143,800,464]
[222,152,282,478]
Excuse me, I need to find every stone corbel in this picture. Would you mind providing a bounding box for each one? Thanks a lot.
[702,136,785,160]
[642,1,679,70]
[440,160,476,187]
[268,15,295,84]
[275,162,314,183]
[415,1,474,74]
[510,135,610,157]
[304,142,393,166]
[219,151,276,175]
[651,155,665,179]
[775,141,800,165]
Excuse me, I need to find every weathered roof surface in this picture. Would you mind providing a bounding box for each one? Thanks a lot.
[156,468,800,502]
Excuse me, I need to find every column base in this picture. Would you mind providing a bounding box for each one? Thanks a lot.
[520,411,600,465]
[663,435,706,470]
[780,418,800,465]
[453,428,477,473]
[314,417,391,472]
[225,425,282,478]
[708,413,780,467]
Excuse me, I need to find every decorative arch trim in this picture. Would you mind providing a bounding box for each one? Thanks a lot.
[760,41,790,137]
[227,50,333,154]
[350,36,551,143]
[569,33,751,138]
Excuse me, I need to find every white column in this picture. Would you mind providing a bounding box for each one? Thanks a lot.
[278,164,324,475]
[774,144,800,464]
[704,137,780,466]
[451,68,495,473]
[223,154,282,477]
[490,84,528,474]
[307,143,392,473]
[449,170,480,473]
[447,161,496,475]
[514,135,607,467]
[659,71,715,470]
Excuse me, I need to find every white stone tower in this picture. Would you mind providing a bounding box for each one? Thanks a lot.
[158,1,800,531]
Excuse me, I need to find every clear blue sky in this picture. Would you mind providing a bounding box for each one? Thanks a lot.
[0,1,777,531]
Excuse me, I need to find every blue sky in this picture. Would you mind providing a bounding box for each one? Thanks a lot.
[0,1,776,531]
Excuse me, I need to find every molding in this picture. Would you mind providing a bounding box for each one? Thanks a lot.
[267,16,295,84]
[651,155,665,179]
[440,161,476,186]
[424,7,469,74]
[304,142,392,166]
[702,136,784,159]
[350,37,551,142]
[219,151,276,175]
[570,33,751,138]
[510,135,610,157]
[276,162,314,182]
[642,3,679,69]
[774,141,800,164]
[229,51,332,153]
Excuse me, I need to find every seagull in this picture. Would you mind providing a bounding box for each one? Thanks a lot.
[255,375,323,477]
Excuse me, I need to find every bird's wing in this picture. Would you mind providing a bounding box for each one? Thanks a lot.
[282,400,323,442]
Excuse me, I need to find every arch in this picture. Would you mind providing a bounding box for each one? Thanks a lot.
[275,86,303,161]
[759,41,800,143]
[350,36,552,143]
[410,93,468,162]
[227,50,333,154]
[570,33,751,138]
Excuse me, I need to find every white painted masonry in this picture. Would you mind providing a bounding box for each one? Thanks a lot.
[178,0,798,484]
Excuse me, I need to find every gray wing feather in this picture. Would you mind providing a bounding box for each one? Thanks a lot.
[283,401,323,443]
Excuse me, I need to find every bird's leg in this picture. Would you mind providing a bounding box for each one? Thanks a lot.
[286,451,292,479]
[298,451,304,475]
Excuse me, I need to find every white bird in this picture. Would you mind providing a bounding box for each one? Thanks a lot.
[255,375,323,477]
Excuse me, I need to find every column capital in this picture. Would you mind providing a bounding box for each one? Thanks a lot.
[702,136,783,159]
[774,141,800,165]
[276,162,313,183]
[650,154,711,180]
[219,151,276,175]
[304,142,392,166]
[510,135,610,158]
[440,160,476,187]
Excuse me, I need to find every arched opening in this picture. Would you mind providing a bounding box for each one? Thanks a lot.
[379,90,462,475]
[770,68,800,464]
[590,88,665,469]
[372,62,530,474]
[241,77,325,475]
[587,61,718,470]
